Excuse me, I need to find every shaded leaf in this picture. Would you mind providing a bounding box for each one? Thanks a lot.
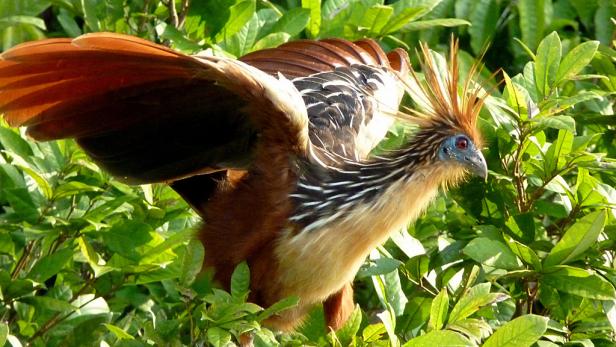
[542,266,616,300]
[27,248,73,283]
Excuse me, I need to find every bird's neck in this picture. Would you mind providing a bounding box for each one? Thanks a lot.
[290,135,449,233]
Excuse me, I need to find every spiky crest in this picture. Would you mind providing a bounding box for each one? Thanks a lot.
[395,38,490,149]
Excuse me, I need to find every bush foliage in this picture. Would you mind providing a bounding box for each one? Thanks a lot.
[0,0,615,346]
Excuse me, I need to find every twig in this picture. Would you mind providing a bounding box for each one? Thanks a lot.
[169,0,179,28]
[178,0,190,28]
[27,276,100,344]
[11,241,34,280]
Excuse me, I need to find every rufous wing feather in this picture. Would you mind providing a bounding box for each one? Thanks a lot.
[0,33,309,184]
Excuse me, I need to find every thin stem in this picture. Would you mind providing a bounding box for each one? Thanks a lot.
[11,241,34,280]
[259,0,283,17]
[168,0,179,28]
[27,276,102,343]
[178,0,190,28]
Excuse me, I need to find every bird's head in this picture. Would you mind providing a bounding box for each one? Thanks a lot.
[438,133,487,179]
[399,38,490,181]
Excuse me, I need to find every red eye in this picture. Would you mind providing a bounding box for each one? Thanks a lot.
[455,137,468,150]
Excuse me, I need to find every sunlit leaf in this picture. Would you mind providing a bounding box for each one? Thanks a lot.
[403,330,474,347]
[483,315,548,347]
[544,210,607,267]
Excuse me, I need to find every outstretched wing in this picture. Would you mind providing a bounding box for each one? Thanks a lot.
[0,33,409,189]
[0,33,307,184]
[242,39,409,161]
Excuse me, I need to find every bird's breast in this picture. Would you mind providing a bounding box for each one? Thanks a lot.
[274,166,446,307]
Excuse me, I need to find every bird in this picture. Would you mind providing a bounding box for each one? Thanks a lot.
[0,33,488,331]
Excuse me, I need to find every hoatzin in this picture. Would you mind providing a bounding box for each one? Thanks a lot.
[0,33,488,331]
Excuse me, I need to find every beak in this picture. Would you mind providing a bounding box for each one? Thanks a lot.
[465,149,488,180]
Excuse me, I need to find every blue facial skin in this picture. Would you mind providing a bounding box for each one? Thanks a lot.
[438,134,488,179]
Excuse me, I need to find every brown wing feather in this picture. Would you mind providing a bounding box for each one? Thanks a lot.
[240,39,410,78]
[0,33,307,184]
[1,33,409,186]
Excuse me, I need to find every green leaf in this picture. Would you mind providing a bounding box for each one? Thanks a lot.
[468,0,499,54]
[0,322,8,347]
[543,129,573,176]
[381,7,424,34]
[140,228,194,263]
[104,323,134,340]
[215,0,256,43]
[556,41,600,83]
[447,318,492,343]
[595,0,616,45]
[0,15,45,30]
[80,0,100,31]
[206,326,232,346]
[179,240,204,287]
[156,21,202,53]
[542,266,616,300]
[377,304,399,347]
[223,12,259,57]
[603,300,616,334]
[448,283,508,323]
[251,32,290,51]
[518,0,545,50]
[361,5,393,35]
[463,237,524,270]
[532,115,576,133]
[0,127,33,158]
[504,237,542,270]
[534,32,562,98]
[5,188,38,222]
[483,315,548,347]
[78,236,113,278]
[302,0,321,38]
[334,305,362,345]
[403,330,474,347]
[370,251,408,316]
[357,257,403,278]
[428,288,449,330]
[401,18,470,31]
[27,248,73,283]
[271,8,310,37]
[21,296,75,312]
[544,210,607,267]
[257,296,299,320]
[230,261,250,299]
[362,323,387,342]
[102,221,153,261]
[390,229,425,258]
[17,165,52,200]
[53,181,102,200]
[57,9,82,37]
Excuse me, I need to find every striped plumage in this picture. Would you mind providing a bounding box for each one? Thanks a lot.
[0,34,487,331]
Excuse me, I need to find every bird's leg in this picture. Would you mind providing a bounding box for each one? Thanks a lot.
[238,332,254,347]
[323,283,354,331]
